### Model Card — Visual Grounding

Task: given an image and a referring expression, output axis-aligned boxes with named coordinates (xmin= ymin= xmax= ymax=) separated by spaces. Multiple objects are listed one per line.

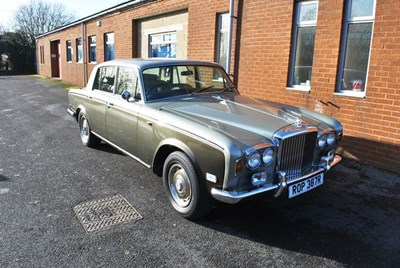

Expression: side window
xmin=104 ymin=33 xmax=114 ymax=61
xmin=92 ymin=67 xmax=116 ymax=93
xmin=116 ymin=67 xmax=141 ymax=99
xmin=216 ymin=13 xmax=229 ymax=71
xmin=337 ymin=0 xmax=375 ymax=95
xmin=288 ymin=1 xmax=318 ymax=89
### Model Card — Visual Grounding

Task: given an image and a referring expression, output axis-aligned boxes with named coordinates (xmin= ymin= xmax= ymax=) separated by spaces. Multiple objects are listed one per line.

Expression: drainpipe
xmin=81 ymin=22 xmax=87 ymax=85
xmin=227 ymin=0 xmax=234 ymax=76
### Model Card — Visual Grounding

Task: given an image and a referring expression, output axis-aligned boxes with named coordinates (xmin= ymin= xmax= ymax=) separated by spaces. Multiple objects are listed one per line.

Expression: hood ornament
xmin=293 ymin=117 xmax=303 ymax=127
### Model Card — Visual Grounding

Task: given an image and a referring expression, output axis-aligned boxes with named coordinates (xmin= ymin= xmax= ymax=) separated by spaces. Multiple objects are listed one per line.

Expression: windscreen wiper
xmin=189 ymin=85 xmax=214 ymax=96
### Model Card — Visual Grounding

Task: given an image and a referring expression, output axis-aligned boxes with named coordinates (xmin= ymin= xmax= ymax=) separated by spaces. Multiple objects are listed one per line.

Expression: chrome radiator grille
xmin=276 ymin=131 xmax=317 ymax=182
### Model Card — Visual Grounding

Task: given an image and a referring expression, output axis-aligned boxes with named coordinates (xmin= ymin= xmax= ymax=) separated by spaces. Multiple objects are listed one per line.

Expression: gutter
xmin=35 ymin=0 xmax=151 ymax=39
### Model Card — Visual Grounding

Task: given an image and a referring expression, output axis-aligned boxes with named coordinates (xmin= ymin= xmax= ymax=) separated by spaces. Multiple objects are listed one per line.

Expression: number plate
xmin=288 ymin=173 xmax=324 ymax=198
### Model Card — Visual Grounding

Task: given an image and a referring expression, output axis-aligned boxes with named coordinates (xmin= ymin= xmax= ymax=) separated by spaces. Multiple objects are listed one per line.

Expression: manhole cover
xmin=73 ymin=194 xmax=142 ymax=233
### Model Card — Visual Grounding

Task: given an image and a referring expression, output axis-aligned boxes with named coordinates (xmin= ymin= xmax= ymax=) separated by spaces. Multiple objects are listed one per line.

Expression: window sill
xmin=286 ymin=86 xmax=311 ymax=92
xmin=89 ymin=62 xmax=97 ymax=64
xmin=334 ymin=90 xmax=366 ymax=98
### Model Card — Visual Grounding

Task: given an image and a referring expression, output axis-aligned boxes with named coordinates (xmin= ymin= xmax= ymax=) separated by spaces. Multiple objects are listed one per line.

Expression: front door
xmin=50 ymin=40 xmax=60 ymax=77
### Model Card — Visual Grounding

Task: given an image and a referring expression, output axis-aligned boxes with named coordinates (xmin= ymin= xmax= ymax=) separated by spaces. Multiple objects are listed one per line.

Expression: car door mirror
xmin=121 ymin=91 xmax=131 ymax=101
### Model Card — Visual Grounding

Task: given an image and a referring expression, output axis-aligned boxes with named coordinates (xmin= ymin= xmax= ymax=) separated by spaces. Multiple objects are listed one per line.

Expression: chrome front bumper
xmin=211 ymin=154 xmax=342 ymax=204
xmin=67 ymin=107 xmax=76 ymax=118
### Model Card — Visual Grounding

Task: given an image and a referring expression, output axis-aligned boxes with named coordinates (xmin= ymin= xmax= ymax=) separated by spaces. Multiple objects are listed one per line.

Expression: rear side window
xmin=92 ymin=66 xmax=116 ymax=93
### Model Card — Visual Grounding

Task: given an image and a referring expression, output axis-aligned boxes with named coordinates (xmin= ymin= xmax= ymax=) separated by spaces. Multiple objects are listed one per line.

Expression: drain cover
xmin=73 ymin=194 xmax=142 ymax=233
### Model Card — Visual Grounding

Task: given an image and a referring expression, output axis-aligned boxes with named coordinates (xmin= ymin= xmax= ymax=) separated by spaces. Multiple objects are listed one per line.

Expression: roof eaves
xmin=35 ymin=0 xmax=152 ymax=39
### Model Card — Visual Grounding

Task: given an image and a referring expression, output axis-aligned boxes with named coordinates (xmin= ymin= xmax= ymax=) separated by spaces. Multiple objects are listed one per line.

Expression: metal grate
xmin=73 ymin=194 xmax=142 ymax=233
xmin=277 ymin=131 xmax=317 ymax=182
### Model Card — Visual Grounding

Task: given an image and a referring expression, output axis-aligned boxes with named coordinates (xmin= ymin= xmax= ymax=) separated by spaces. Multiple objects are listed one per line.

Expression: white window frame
xmin=216 ymin=13 xmax=229 ymax=72
xmin=288 ymin=0 xmax=318 ymax=92
xmin=76 ymin=38 xmax=83 ymax=63
xmin=88 ymin=36 xmax=96 ymax=63
xmin=148 ymin=32 xmax=177 ymax=59
xmin=104 ymin=32 xmax=115 ymax=61
xmin=335 ymin=0 xmax=376 ymax=98
xmin=66 ymin=40 xmax=72 ymax=63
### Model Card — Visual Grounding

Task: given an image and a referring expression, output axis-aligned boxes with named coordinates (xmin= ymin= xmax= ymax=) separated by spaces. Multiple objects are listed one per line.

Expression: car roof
xmin=97 ymin=58 xmax=221 ymax=70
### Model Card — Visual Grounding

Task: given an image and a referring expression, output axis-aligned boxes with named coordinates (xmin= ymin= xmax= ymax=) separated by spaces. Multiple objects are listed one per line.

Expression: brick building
xmin=36 ymin=0 xmax=400 ymax=173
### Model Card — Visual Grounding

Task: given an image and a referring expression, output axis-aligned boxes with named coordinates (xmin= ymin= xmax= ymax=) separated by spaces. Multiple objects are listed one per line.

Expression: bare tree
xmin=13 ymin=0 xmax=76 ymax=45
xmin=5 ymin=0 xmax=76 ymax=73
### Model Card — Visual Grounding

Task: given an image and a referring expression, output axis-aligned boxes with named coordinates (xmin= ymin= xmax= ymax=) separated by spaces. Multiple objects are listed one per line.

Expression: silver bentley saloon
xmin=67 ymin=59 xmax=343 ymax=219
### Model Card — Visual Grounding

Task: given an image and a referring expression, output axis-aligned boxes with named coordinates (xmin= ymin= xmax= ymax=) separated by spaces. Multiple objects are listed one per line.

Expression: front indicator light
xmin=235 ymin=159 xmax=244 ymax=175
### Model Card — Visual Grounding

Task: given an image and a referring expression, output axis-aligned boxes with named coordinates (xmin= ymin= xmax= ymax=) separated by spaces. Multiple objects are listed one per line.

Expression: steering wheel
xmin=146 ymin=83 xmax=171 ymax=95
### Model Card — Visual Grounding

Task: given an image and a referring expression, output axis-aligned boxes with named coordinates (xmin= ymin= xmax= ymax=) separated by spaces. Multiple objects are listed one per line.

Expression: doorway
xmin=50 ymin=40 xmax=61 ymax=78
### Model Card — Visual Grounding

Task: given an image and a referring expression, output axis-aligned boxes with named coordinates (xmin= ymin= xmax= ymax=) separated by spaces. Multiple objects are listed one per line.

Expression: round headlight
xmin=317 ymin=134 xmax=327 ymax=148
xmin=262 ymin=147 xmax=274 ymax=165
xmin=327 ymin=133 xmax=336 ymax=146
xmin=247 ymin=151 xmax=261 ymax=170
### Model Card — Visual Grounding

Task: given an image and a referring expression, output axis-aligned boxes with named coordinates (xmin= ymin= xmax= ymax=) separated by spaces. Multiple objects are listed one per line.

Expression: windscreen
xmin=142 ymin=65 xmax=236 ymax=101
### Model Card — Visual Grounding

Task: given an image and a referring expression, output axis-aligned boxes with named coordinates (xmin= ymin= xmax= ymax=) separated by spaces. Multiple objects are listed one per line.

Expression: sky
xmin=0 ymin=0 xmax=129 ymax=29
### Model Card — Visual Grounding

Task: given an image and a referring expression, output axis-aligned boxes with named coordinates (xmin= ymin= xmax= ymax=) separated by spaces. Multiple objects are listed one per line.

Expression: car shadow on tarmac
xmin=197 ymin=160 xmax=400 ymax=267
xmin=94 ymin=142 xmax=124 ymax=156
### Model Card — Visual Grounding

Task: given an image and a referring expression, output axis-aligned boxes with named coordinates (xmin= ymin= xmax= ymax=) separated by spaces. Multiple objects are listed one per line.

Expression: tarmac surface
xmin=0 ymin=75 xmax=399 ymax=267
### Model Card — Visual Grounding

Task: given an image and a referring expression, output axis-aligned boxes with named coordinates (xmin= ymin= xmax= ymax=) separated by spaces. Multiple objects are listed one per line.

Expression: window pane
xmin=298 ymin=2 xmax=318 ymax=22
xmin=218 ymin=32 xmax=229 ymax=71
xmin=105 ymin=33 xmax=114 ymax=61
xmin=89 ymin=36 xmax=96 ymax=62
xmin=151 ymin=43 xmax=176 ymax=58
xmin=116 ymin=67 xmax=137 ymax=95
xmin=220 ymin=13 xmax=230 ymax=30
xmin=90 ymin=47 xmax=96 ymax=62
xmin=341 ymin=23 xmax=372 ymax=91
xmin=99 ymin=67 xmax=115 ymax=93
xmin=293 ymin=26 xmax=316 ymax=85
xmin=149 ymin=32 xmax=177 ymax=58
xmin=350 ymin=0 xmax=374 ymax=18
xmin=77 ymin=39 xmax=83 ymax=62
xmin=217 ymin=13 xmax=230 ymax=71
xmin=66 ymin=41 xmax=72 ymax=62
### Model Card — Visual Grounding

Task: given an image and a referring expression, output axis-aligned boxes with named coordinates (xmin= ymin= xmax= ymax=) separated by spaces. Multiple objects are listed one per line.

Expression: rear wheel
xmin=78 ymin=112 xmax=100 ymax=147
xmin=163 ymin=151 xmax=213 ymax=219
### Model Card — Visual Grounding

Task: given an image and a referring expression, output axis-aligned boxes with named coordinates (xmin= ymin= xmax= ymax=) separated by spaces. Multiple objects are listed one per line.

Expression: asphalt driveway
xmin=0 ymin=75 xmax=399 ymax=267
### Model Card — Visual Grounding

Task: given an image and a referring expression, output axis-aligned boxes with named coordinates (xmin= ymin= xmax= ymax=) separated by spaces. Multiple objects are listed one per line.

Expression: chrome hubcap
xmin=168 ymin=163 xmax=191 ymax=208
xmin=80 ymin=117 xmax=89 ymax=142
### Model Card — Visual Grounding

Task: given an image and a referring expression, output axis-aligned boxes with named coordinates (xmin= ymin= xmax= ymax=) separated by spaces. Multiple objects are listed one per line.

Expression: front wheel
xmin=163 ymin=151 xmax=213 ymax=219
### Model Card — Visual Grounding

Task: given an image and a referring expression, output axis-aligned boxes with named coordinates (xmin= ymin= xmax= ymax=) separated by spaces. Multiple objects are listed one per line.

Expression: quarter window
xmin=76 ymin=38 xmax=83 ymax=63
xmin=216 ymin=13 xmax=229 ymax=71
xmin=93 ymin=67 xmax=116 ymax=93
xmin=337 ymin=0 xmax=375 ymax=95
xmin=104 ymin=33 xmax=114 ymax=61
xmin=66 ymin=40 xmax=72 ymax=62
xmin=88 ymin=36 xmax=96 ymax=63
xmin=149 ymin=32 xmax=177 ymax=58
xmin=288 ymin=1 xmax=318 ymax=89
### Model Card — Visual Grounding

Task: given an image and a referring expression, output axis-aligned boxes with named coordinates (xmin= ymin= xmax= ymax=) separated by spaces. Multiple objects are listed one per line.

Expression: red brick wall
xmin=36 ymin=0 xmax=400 ymax=173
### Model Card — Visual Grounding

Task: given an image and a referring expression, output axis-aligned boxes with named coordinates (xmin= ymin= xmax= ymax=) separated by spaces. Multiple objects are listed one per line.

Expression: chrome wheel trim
xmin=79 ymin=116 xmax=89 ymax=143
xmin=168 ymin=163 xmax=192 ymax=208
